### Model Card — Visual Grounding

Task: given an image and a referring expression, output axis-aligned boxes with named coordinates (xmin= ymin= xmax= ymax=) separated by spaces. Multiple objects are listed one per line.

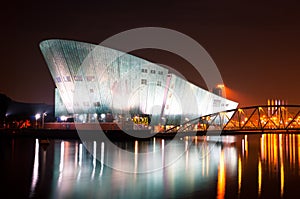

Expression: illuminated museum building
xmin=40 ymin=39 xmax=238 ymax=126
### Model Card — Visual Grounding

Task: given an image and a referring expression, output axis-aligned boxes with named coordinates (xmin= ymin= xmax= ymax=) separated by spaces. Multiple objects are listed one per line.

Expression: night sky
xmin=1 ymin=0 xmax=300 ymax=107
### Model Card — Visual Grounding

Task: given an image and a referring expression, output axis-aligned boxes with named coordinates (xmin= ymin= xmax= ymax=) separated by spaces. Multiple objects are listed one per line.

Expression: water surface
xmin=2 ymin=133 xmax=300 ymax=199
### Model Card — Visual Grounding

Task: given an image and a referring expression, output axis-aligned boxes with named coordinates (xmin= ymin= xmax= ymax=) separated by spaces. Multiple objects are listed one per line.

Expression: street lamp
xmin=42 ymin=112 xmax=47 ymax=129
xmin=100 ymin=113 xmax=105 ymax=122
xmin=35 ymin=113 xmax=41 ymax=128
xmin=60 ymin=115 xmax=67 ymax=122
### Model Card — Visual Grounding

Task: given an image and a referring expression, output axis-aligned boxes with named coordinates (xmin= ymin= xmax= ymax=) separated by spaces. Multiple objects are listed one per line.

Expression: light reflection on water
xmin=2 ymin=133 xmax=300 ymax=199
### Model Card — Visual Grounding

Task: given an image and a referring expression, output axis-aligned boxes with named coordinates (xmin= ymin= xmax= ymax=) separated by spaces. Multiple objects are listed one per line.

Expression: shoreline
xmin=0 ymin=128 xmax=203 ymax=140
xmin=1 ymin=128 xmax=299 ymax=140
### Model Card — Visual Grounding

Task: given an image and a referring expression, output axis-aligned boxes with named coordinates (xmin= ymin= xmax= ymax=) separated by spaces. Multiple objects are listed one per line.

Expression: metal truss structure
xmin=165 ymin=105 xmax=300 ymax=133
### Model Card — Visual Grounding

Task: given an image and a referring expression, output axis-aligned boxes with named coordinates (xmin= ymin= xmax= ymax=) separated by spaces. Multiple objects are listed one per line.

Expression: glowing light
xmin=279 ymin=134 xmax=284 ymax=197
xmin=258 ymin=157 xmax=262 ymax=197
xmin=91 ymin=141 xmax=97 ymax=179
xmin=153 ymin=137 xmax=156 ymax=153
xmin=29 ymin=139 xmax=39 ymax=198
xmin=162 ymin=139 xmax=165 ymax=167
xmin=261 ymin=136 xmax=265 ymax=160
xmin=59 ymin=141 xmax=65 ymax=172
xmin=298 ymin=135 xmax=300 ymax=173
xmin=58 ymin=141 xmax=65 ymax=187
xmin=245 ymin=135 xmax=248 ymax=158
xmin=217 ymin=150 xmax=226 ymax=199
xmin=242 ymin=139 xmax=244 ymax=157
xmin=185 ymin=140 xmax=189 ymax=169
xmin=77 ymin=143 xmax=82 ymax=181
xmin=100 ymin=142 xmax=104 ymax=176
xmin=60 ymin=115 xmax=67 ymax=121
xmin=238 ymin=155 xmax=242 ymax=196
xmin=35 ymin=113 xmax=41 ymax=120
xmin=280 ymin=163 xmax=284 ymax=197
xmin=202 ymin=148 xmax=205 ymax=176
xmin=273 ymin=135 xmax=278 ymax=167
xmin=217 ymin=84 xmax=225 ymax=88
xmin=134 ymin=140 xmax=138 ymax=173
xmin=79 ymin=114 xmax=84 ymax=121
xmin=293 ymin=134 xmax=296 ymax=165
xmin=78 ymin=143 xmax=82 ymax=167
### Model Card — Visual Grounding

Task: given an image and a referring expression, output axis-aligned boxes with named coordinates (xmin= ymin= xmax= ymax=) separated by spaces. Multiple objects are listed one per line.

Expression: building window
xmin=94 ymin=102 xmax=100 ymax=107
xmin=63 ymin=76 xmax=71 ymax=82
xmin=158 ymin=71 xmax=163 ymax=75
xmin=74 ymin=75 xmax=83 ymax=81
xmin=141 ymin=79 xmax=147 ymax=85
xmin=141 ymin=69 xmax=148 ymax=73
xmin=150 ymin=70 xmax=156 ymax=74
xmin=86 ymin=76 xmax=95 ymax=82
xmin=157 ymin=81 xmax=161 ymax=86
xmin=213 ymin=99 xmax=221 ymax=107
xmin=56 ymin=77 xmax=62 ymax=83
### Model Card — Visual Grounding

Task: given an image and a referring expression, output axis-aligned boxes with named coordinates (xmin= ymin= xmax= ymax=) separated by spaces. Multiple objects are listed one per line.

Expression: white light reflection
xmin=153 ymin=137 xmax=156 ymax=153
xmin=206 ymin=145 xmax=210 ymax=176
xmin=29 ymin=139 xmax=39 ymax=198
xmin=185 ymin=140 xmax=189 ymax=169
xmin=202 ymin=144 xmax=205 ymax=176
xmin=162 ymin=139 xmax=165 ymax=167
xmin=134 ymin=140 xmax=138 ymax=173
xmin=77 ymin=143 xmax=83 ymax=181
xmin=100 ymin=142 xmax=104 ymax=176
xmin=79 ymin=143 xmax=83 ymax=167
xmin=91 ymin=141 xmax=97 ymax=179
xmin=58 ymin=141 xmax=65 ymax=186
xmin=74 ymin=141 xmax=78 ymax=170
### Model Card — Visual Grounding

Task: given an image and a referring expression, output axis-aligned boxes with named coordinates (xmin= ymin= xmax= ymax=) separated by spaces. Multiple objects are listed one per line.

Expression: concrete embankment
xmin=0 ymin=128 xmax=209 ymax=140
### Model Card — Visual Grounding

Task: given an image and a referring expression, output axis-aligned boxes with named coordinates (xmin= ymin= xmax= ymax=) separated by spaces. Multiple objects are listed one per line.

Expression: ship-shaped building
xmin=40 ymin=39 xmax=238 ymax=129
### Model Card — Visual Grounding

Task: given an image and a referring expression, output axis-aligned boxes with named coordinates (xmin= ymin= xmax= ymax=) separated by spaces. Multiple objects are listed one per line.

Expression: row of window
xmin=56 ymin=70 xmax=164 ymax=83
xmin=57 ymin=76 xmax=163 ymax=87
xmin=141 ymin=79 xmax=162 ymax=86
xmin=56 ymin=75 xmax=96 ymax=83
xmin=141 ymin=69 xmax=164 ymax=75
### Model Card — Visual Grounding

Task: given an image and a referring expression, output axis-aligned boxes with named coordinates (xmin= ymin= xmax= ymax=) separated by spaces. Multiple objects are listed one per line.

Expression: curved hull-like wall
xmin=40 ymin=39 xmax=238 ymax=125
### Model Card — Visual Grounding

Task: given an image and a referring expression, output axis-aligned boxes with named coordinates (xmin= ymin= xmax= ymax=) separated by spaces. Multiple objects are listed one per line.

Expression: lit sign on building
xmin=132 ymin=115 xmax=151 ymax=125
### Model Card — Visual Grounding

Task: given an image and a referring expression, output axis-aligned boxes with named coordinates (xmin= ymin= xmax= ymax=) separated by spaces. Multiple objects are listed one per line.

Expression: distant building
xmin=267 ymin=99 xmax=288 ymax=117
xmin=212 ymin=84 xmax=225 ymax=98
xmin=40 ymin=39 xmax=238 ymax=126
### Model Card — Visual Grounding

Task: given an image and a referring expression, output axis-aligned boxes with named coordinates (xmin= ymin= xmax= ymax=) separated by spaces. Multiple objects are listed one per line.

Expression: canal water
xmin=2 ymin=133 xmax=300 ymax=199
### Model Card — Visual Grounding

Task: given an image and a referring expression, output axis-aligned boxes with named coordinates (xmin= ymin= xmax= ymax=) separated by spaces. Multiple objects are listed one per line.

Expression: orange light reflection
xmin=217 ymin=150 xmax=226 ymax=199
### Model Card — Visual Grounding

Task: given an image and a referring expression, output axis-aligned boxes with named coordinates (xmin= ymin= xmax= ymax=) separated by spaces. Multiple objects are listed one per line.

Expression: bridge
xmin=165 ymin=105 xmax=300 ymax=134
